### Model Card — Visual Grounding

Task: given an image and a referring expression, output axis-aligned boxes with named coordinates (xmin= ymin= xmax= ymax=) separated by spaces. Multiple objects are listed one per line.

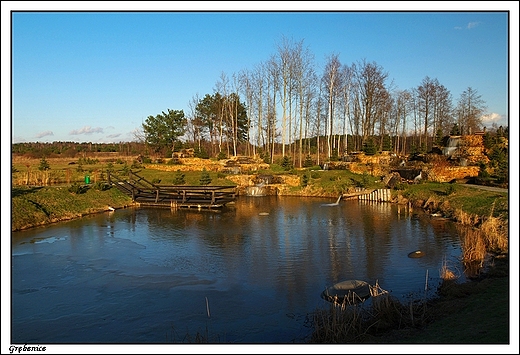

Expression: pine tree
xmin=199 ymin=169 xmax=212 ymax=186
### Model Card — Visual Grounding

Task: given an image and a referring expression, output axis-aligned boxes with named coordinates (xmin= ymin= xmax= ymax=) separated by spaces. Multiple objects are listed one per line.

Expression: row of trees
xmin=138 ymin=36 xmax=491 ymax=167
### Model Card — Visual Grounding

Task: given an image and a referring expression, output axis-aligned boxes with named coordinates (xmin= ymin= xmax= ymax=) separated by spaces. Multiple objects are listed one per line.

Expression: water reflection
xmin=11 ymin=196 xmax=462 ymax=343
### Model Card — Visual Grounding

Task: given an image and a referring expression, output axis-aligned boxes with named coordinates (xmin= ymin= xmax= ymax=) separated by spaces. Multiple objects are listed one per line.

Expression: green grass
xmin=130 ymin=169 xmax=237 ymax=186
xmin=402 ymin=182 xmax=508 ymax=219
xmin=11 ymin=185 xmax=132 ymax=231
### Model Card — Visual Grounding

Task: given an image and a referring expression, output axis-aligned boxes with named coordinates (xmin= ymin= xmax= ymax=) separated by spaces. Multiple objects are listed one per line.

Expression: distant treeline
xmin=11 ymin=124 xmax=508 ymax=164
xmin=11 ymin=141 xmax=148 ymax=159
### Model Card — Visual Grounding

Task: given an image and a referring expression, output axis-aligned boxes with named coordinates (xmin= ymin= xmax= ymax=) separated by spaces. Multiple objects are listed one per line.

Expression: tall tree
xmin=322 ymin=53 xmax=342 ymax=159
xmin=276 ymin=36 xmax=300 ymax=158
xmin=353 ymin=59 xmax=389 ymax=149
xmin=456 ymin=87 xmax=486 ymax=135
xmin=142 ymin=109 xmax=187 ymax=154
xmin=416 ymin=76 xmax=436 ymax=151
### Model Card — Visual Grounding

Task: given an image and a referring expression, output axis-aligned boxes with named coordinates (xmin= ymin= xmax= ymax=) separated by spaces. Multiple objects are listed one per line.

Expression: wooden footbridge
xmin=107 ymin=171 xmax=237 ymax=209
xmin=342 ymin=188 xmax=392 ymax=202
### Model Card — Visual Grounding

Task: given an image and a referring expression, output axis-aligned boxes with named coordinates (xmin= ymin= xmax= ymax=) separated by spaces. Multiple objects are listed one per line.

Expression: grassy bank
xmin=11 ymin=184 xmax=133 ymax=231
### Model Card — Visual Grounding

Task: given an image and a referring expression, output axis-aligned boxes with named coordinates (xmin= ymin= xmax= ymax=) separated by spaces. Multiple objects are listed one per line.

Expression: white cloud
xmin=482 ymin=112 xmax=502 ymax=123
xmin=467 ymin=21 xmax=481 ymax=29
xmin=454 ymin=22 xmax=481 ymax=30
xmin=35 ymin=130 xmax=54 ymax=138
xmin=481 ymin=112 xmax=508 ymax=128
xmin=69 ymin=126 xmax=104 ymax=135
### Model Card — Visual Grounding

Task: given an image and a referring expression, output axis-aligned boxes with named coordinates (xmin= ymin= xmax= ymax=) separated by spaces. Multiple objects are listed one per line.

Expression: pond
xmin=11 ymin=196 xmax=463 ymax=344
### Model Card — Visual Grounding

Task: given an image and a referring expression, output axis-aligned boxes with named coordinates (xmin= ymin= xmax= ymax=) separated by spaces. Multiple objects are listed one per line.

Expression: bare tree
xmin=266 ymin=55 xmax=280 ymax=162
xmin=186 ymin=93 xmax=204 ymax=151
xmin=291 ymin=40 xmax=315 ymax=167
xmin=391 ymin=89 xmax=412 ymax=155
xmin=252 ymin=62 xmax=267 ymax=156
xmin=456 ymin=87 xmax=486 ymax=135
xmin=322 ymin=53 xmax=342 ymax=159
xmin=353 ymin=59 xmax=389 ymax=150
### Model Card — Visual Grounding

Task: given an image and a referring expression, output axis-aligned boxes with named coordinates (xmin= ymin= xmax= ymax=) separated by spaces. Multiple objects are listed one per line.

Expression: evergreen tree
xmin=199 ymin=169 xmax=212 ymax=186
xmin=38 ymin=158 xmax=50 ymax=171
xmin=362 ymin=137 xmax=377 ymax=155
xmin=173 ymin=170 xmax=186 ymax=185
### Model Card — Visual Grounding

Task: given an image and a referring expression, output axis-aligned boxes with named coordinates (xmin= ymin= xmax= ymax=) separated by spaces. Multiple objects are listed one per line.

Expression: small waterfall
xmin=246 ymin=184 xmax=266 ymax=196
xmin=443 ymin=136 xmax=461 ymax=157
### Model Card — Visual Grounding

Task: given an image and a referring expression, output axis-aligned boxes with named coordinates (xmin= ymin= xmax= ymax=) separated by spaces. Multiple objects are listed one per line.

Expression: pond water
xmin=11 ymin=196 xmax=463 ymax=344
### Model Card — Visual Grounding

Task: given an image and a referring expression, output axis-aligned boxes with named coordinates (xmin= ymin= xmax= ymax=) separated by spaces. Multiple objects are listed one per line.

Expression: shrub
xmin=173 ymin=170 xmax=186 ymax=185
xmin=302 ymin=174 xmax=309 ymax=187
xmin=199 ymin=169 xmax=212 ymax=185
xmin=303 ymin=155 xmax=314 ymax=168
xmin=92 ymin=182 xmax=111 ymax=191
xmin=194 ymin=147 xmax=209 ymax=159
xmin=280 ymin=156 xmax=293 ymax=171
xmin=358 ymin=172 xmax=371 ymax=188
xmin=38 ymin=158 xmax=51 ymax=171
xmin=217 ymin=151 xmax=227 ymax=160
xmin=445 ymin=184 xmax=456 ymax=196
xmin=68 ymin=183 xmax=88 ymax=194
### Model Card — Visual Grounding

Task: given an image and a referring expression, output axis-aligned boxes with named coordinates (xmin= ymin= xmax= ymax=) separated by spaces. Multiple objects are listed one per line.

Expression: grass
xmin=129 ymin=168 xmax=237 ymax=187
xmin=371 ymin=257 xmax=510 ymax=344
xmin=11 ymin=184 xmax=132 ymax=231
xmin=401 ymin=182 xmax=508 ymax=219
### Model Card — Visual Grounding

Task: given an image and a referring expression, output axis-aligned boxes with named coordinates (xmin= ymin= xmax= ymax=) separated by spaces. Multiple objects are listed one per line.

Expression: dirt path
xmin=463 ymin=184 xmax=509 ymax=193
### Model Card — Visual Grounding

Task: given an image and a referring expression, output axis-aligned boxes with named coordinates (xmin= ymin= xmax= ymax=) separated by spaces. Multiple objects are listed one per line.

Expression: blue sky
xmin=4 ymin=3 xmax=517 ymax=144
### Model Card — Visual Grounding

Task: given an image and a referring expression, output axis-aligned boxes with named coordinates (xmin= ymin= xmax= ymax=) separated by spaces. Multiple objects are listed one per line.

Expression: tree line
xmin=135 ymin=36 xmax=495 ymax=167
xmin=14 ymin=36 xmax=503 ymax=168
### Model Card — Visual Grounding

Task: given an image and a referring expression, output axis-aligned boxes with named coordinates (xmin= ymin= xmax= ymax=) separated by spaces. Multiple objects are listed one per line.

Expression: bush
xmin=445 ymin=184 xmax=456 ymax=196
xmin=303 ymin=155 xmax=314 ymax=168
xmin=280 ymin=156 xmax=293 ymax=171
xmin=302 ymin=174 xmax=309 ymax=187
xmin=38 ymin=158 xmax=51 ymax=171
xmin=194 ymin=148 xmax=209 ymax=159
xmin=68 ymin=183 xmax=88 ymax=194
xmin=358 ymin=172 xmax=371 ymax=188
xmin=217 ymin=151 xmax=227 ymax=160
xmin=199 ymin=169 xmax=212 ymax=185
xmin=173 ymin=170 xmax=185 ymax=185
xmin=393 ymin=182 xmax=406 ymax=191
xmin=92 ymin=182 xmax=111 ymax=191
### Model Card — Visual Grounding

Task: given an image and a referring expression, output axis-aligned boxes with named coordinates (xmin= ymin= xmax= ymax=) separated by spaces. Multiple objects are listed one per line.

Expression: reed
xmin=480 ymin=215 xmax=508 ymax=254
xmin=308 ymin=282 xmax=433 ymax=343
xmin=458 ymin=224 xmax=487 ymax=264
xmin=439 ymin=257 xmax=459 ymax=281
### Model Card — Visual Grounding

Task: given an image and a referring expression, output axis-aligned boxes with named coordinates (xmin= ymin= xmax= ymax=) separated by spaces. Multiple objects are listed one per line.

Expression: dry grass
xmin=458 ymin=224 xmax=487 ymax=267
xmin=453 ymin=208 xmax=479 ymax=226
xmin=440 ymin=257 xmax=459 ymax=281
xmin=480 ymin=216 xmax=508 ymax=253
xmin=308 ymin=282 xmax=434 ymax=343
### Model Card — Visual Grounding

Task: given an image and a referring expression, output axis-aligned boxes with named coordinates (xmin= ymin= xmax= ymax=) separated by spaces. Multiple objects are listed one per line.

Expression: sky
xmin=3 ymin=2 xmax=517 ymax=146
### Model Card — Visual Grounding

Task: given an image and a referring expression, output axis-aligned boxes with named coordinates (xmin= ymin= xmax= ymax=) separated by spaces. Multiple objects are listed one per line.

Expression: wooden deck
xmin=108 ymin=171 xmax=237 ymax=209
